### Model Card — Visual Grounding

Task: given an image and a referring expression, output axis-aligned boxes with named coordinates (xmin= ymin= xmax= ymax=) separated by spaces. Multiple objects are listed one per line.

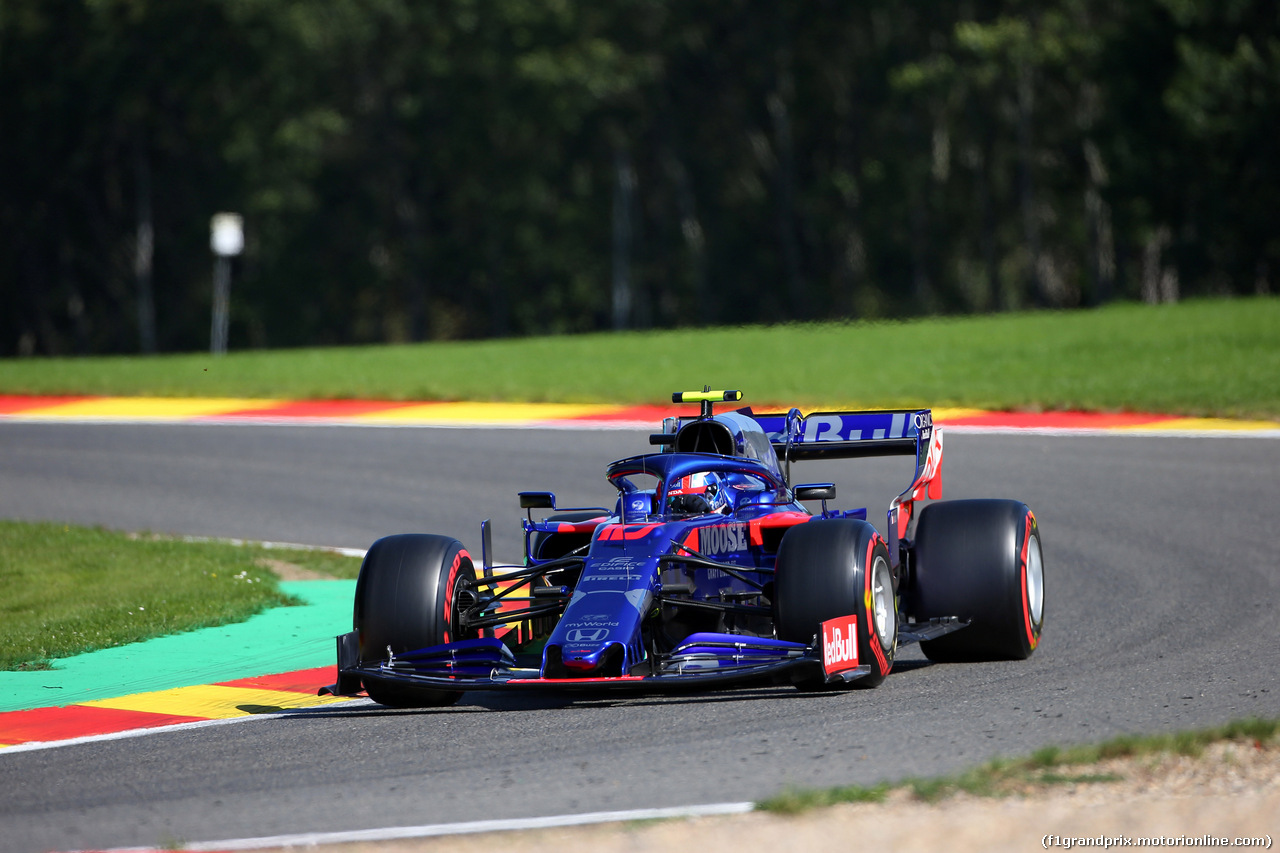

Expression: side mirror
xmin=518 ymin=491 xmax=556 ymax=510
xmin=794 ymin=483 xmax=836 ymax=502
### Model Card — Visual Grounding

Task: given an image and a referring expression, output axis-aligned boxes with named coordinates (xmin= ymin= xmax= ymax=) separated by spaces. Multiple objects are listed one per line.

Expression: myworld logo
xmin=564 ymin=617 xmax=620 ymax=630
xmin=821 ymin=616 xmax=859 ymax=675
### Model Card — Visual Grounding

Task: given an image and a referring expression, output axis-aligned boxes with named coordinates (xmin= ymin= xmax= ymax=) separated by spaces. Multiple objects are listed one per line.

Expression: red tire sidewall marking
xmin=442 ymin=548 xmax=467 ymax=643
xmin=1019 ymin=512 xmax=1038 ymax=651
xmin=865 ymin=534 xmax=890 ymax=675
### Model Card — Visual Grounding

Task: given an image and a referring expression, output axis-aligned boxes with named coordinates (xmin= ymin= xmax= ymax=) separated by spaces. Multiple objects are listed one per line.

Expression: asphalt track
xmin=1 ymin=422 xmax=1278 ymax=853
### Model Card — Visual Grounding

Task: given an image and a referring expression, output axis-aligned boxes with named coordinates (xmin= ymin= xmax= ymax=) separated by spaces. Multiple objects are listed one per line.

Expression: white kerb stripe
xmin=90 ymin=802 xmax=756 ymax=852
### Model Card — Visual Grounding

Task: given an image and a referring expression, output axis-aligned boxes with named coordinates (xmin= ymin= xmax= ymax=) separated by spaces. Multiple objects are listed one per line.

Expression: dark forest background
xmin=2 ymin=0 xmax=1276 ymax=356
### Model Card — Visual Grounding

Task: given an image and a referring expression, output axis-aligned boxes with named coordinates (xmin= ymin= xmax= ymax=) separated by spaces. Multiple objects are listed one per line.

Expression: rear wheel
xmin=774 ymin=519 xmax=897 ymax=689
xmin=910 ymin=499 xmax=1044 ymax=662
xmin=354 ymin=534 xmax=476 ymax=707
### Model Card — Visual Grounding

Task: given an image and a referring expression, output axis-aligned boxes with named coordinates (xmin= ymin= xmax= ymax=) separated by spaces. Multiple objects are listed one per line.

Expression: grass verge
xmin=253 ymin=544 xmax=364 ymax=580
xmin=757 ymin=717 xmax=1280 ymax=814
xmin=0 ymin=521 xmax=314 ymax=670
xmin=1 ymin=298 xmax=1277 ymax=418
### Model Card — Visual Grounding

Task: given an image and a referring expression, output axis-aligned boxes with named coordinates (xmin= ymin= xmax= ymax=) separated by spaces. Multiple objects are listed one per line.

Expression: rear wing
xmin=750 ymin=407 xmax=944 ymax=558
xmin=750 ymin=409 xmax=934 ymax=461
xmin=657 ymin=394 xmax=941 ymax=564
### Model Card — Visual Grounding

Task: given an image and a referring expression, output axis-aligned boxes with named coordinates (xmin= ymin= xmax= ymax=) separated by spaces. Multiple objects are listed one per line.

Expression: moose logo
xmin=700 ymin=522 xmax=747 ymax=555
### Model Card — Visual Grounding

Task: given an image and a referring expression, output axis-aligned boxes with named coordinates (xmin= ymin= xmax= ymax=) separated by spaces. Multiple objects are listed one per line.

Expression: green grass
xmin=760 ymin=783 xmax=892 ymax=815
xmin=755 ymin=717 xmax=1279 ymax=813
xmin=255 ymin=545 xmax=364 ymax=579
xmin=1 ymin=297 xmax=1277 ymax=418
xmin=0 ymin=521 xmax=302 ymax=670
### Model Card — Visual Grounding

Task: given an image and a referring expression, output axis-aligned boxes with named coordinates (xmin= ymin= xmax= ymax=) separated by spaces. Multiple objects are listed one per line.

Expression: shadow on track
xmin=280 ymin=660 xmax=939 ymax=719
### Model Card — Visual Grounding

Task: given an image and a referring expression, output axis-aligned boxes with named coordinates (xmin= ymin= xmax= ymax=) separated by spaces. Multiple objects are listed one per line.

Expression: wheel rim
xmin=1026 ymin=534 xmax=1044 ymax=628
xmin=870 ymin=554 xmax=896 ymax=649
xmin=451 ymin=566 xmax=479 ymax=641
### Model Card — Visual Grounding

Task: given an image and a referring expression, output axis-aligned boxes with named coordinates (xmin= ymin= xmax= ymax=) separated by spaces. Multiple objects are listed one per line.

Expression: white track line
xmin=87 ymin=802 xmax=757 ymax=852
xmin=175 ymin=535 xmax=368 ymax=558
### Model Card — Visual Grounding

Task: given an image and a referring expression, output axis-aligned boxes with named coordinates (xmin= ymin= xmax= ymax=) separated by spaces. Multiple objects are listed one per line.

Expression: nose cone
xmin=554 ymin=640 xmax=627 ymax=677
xmin=542 ymin=553 xmax=658 ymax=678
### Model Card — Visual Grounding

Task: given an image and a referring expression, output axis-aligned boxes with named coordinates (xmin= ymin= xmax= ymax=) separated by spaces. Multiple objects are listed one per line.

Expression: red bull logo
xmin=821 ymin=615 xmax=859 ymax=676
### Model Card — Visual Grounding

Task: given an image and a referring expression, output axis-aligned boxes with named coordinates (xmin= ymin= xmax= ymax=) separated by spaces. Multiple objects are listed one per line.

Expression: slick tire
xmin=774 ymin=519 xmax=897 ymax=689
xmin=911 ymin=499 xmax=1044 ymax=662
xmin=353 ymin=533 xmax=476 ymax=708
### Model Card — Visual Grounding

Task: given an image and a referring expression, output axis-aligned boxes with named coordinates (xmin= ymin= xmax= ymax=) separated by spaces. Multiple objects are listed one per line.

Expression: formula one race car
xmin=321 ymin=390 xmax=1044 ymax=707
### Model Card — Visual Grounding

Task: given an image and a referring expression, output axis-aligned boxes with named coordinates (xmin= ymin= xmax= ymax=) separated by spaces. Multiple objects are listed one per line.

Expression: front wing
xmin=319 ymin=618 xmax=966 ymax=697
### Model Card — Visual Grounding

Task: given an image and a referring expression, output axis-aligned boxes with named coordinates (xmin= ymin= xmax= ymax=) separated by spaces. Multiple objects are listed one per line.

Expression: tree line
xmin=2 ymin=0 xmax=1275 ymax=356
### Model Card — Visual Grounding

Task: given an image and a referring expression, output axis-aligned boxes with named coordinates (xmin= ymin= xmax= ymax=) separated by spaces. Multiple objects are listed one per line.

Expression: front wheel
xmin=353 ymin=533 xmax=476 ymax=708
xmin=774 ymin=519 xmax=897 ymax=689
xmin=909 ymin=499 xmax=1044 ymax=662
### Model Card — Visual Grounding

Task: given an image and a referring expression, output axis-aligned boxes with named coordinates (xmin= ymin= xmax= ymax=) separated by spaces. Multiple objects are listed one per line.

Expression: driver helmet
xmin=667 ymin=472 xmax=729 ymax=514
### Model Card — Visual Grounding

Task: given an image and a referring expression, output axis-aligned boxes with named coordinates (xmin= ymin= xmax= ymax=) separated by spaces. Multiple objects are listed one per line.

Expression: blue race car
xmin=321 ymin=389 xmax=1044 ymax=706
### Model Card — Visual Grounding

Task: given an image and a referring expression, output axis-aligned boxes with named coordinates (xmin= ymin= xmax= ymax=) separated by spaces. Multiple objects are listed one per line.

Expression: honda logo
xmin=567 ymin=628 xmax=609 ymax=642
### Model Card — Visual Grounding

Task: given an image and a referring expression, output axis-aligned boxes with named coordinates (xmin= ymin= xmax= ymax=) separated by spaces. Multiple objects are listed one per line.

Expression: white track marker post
xmin=210 ymin=213 xmax=243 ymax=356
